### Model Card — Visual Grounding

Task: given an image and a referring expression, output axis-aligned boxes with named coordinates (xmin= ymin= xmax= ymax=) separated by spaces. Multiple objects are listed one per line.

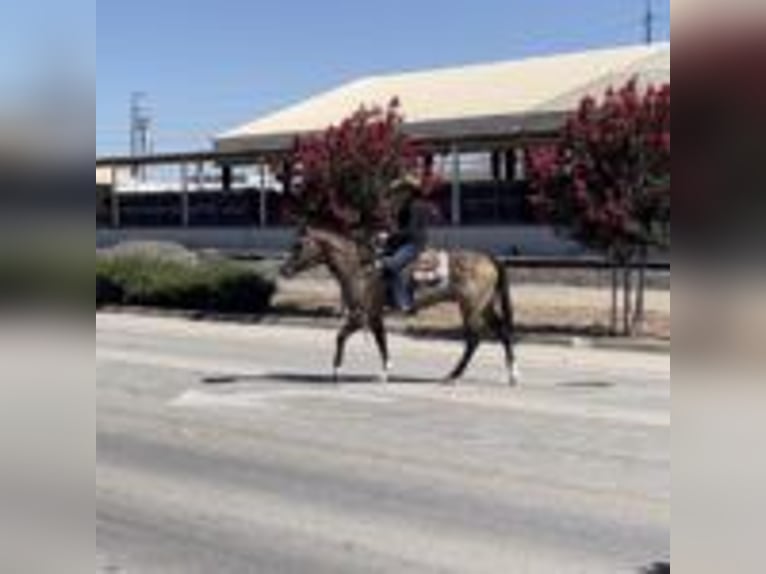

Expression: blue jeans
xmin=382 ymin=243 xmax=419 ymax=310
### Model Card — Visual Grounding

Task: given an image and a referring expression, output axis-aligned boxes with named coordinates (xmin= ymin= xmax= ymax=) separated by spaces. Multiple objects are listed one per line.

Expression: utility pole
xmin=644 ymin=0 xmax=655 ymax=45
xmin=129 ymin=92 xmax=152 ymax=180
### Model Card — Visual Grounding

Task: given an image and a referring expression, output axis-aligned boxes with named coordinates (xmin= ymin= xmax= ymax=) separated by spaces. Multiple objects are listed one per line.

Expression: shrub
xmin=106 ymin=241 xmax=200 ymax=266
xmin=96 ymin=254 xmax=275 ymax=314
xmin=96 ymin=273 xmax=123 ymax=307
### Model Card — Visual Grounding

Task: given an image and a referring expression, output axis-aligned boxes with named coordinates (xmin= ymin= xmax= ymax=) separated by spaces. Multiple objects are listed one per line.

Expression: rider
xmin=381 ymin=177 xmax=431 ymax=313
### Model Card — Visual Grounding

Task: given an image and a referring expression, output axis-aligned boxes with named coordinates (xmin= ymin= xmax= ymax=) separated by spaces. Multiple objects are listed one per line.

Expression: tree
xmin=281 ymin=98 xmax=428 ymax=239
xmin=527 ymin=79 xmax=670 ymax=335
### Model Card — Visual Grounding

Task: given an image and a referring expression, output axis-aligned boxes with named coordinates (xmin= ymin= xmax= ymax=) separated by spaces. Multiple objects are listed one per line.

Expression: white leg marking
xmin=380 ymin=360 xmax=392 ymax=384
xmin=508 ymin=362 xmax=522 ymax=387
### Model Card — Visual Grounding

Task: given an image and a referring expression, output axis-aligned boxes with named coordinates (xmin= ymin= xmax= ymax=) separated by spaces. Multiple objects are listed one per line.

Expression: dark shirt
xmin=393 ymin=198 xmax=430 ymax=250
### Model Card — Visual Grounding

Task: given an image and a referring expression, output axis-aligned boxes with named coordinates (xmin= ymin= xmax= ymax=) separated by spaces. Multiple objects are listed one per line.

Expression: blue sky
xmin=97 ymin=0 xmax=669 ymax=156
xmin=2 ymin=0 xmax=94 ymax=103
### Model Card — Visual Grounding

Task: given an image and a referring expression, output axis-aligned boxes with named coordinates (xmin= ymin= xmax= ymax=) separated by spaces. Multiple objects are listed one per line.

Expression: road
xmin=97 ymin=313 xmax=670 ymax=573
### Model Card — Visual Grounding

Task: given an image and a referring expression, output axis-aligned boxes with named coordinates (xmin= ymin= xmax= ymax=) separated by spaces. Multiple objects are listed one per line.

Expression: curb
xmin=275 ymin=315 xmax=670 ymax=355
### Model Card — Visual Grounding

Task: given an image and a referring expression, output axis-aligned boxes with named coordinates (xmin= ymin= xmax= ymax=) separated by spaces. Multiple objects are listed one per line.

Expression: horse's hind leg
xmin=333 ymin=318 xmax=360 ymax=383
xmin=445 ymin=295 xmax=489 ymax=384
xmin=370 ymin=318 xmax=391 ymax=384
xmin=485 ymin=308 xmax=519 ymax=386
xmin=446 ymin=328 xmax=480 ymax=383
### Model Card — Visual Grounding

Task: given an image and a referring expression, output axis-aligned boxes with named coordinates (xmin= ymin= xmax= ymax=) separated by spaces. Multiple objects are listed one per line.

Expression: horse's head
xmin=280 ymin=226 xmax=325 ymax=279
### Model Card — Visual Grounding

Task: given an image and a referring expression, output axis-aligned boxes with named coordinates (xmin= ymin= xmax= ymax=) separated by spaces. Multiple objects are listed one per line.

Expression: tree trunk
xmin=610 ymin=253 xmax=619 ymax=336
xmin=633 ymin=244 xmax=648 ymax=333
xmin=622 ymin=262 xmax=633 ymax=336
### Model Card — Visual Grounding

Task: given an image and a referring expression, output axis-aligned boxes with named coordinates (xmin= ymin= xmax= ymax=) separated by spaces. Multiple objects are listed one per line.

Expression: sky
xmin=2 ymin=0 xmax=94 ymax=106
xmin=97 ymin=0 xmax=670 ymax=156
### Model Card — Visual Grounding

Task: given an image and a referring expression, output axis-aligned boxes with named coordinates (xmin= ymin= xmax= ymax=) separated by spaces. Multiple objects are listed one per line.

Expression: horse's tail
xmin=494 ymin=258 xmax=514 ymax=335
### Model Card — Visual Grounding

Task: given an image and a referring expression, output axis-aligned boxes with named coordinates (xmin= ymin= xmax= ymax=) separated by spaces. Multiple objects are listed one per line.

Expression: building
xmin=97 ymin=42 xmax=670 ymax=256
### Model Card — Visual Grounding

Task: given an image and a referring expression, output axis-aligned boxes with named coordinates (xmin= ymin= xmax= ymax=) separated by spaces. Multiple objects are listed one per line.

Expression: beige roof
xmin=217 ymin=42 xmax=670 ymax=152
xmin=96 ymin=167 xmax=113 ymax=186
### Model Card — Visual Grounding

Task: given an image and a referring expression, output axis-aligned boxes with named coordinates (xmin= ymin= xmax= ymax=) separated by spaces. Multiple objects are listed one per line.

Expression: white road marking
xmin=169 ymin=383 xmax=669 ymax=427
xmin=170 ymin=389 xmax=272 ymax=409
xmin=170 ymin=387 xmax=396 ymax=409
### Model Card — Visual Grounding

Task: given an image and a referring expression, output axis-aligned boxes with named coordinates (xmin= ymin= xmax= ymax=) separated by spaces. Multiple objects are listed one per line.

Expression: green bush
xmin=96 ymin=254 xmax=275 ymax=314
xmin=96 ymin=272 xmax=123 ymax=307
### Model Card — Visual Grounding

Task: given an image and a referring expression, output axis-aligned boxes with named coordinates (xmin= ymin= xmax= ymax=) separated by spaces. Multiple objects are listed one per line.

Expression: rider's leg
xmin=382 ymin=242 xmax=418 ymax=272
xmin=392 ymin=273 xmax=412 ymax=311
xmin=383 ymin=244 xmax=419 ymax=311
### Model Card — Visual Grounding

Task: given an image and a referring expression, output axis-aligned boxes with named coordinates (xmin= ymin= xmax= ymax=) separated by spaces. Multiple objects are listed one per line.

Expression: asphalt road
xmin=97 ymin=313 xmax=670 ymax=574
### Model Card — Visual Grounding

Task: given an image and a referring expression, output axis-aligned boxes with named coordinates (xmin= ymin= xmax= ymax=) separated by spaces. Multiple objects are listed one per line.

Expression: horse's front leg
xmin=333 ymin=318 xmax=360 ymax=383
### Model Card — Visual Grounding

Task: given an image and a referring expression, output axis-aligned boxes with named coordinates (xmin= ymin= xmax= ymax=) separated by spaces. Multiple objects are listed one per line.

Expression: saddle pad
xmin=412 ymin=250 xmax=449 ymax=287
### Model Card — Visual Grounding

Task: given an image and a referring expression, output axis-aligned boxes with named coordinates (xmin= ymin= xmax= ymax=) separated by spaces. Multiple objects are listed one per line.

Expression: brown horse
xmin=280 ymin=226 xmax=520 ymax=386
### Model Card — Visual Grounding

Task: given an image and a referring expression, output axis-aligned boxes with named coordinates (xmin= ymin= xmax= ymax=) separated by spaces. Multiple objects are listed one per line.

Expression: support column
xmin=505 ymin=149 xmax=516 ymax=182
xmin=180 ymin=163 xmax=190 ymax=227
xmin=110 ymin=165 xmax=120 ymax=228
xmin=450 ymin=144 xmax=462 ymax=226
xmin=259 ymin=163 xmax=268 ymax=228
xmin=221 ymin=164 xmax=232 ymax=191
xmin=514 ymin=148 xmax=527 ymax=182
xmin=491 ymin=149 xmax=502 ymax=181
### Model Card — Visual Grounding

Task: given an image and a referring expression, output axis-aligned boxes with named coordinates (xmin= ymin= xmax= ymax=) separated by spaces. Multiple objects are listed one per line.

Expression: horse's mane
xmin=309 ymin=226 xmax=376 ymax=267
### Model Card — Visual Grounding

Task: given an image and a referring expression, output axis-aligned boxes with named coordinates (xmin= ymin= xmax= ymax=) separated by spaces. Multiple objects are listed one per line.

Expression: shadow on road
xmin=640 ymin=562 xmax=669 ymax=574
xmin=555 ymin=380 xmax=616 ymax=389
xmin=202 ymin=372 xmax=445 ymax=386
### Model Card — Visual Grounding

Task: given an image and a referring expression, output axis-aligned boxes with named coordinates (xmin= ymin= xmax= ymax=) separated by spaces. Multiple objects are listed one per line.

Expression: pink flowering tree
xmin=527 ymin=79 xmax=670 ymax=334
xmin=282 ymin=99 xmax=430 ymax=240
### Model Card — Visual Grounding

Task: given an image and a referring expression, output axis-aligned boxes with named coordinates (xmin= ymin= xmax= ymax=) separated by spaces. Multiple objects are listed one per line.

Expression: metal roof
xmin=96 ymin=149 xmax=278 ymax=168
xmin=96 ymin=167 xmax=113 ymax=186
xmin=217 ymin=43 xmax=670 ymax=153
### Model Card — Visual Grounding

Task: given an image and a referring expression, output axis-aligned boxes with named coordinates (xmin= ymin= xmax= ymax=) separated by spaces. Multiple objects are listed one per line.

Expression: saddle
xmin=411 ymin=249 xmax=450 ymax=288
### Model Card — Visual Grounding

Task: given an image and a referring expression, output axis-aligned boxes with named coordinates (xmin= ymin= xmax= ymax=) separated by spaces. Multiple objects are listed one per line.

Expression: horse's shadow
xmin=640 ymin=562 xmax=669 ymax=574
xmin=555 ymin=380 xmax=615 ymax=389
xmin=202 ymin=371 xmax=444 ymax=386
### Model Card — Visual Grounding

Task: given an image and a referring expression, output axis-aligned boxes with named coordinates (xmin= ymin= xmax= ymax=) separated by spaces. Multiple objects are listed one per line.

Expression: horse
xmin=279 ymin=225 xmax=520 ymax=386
